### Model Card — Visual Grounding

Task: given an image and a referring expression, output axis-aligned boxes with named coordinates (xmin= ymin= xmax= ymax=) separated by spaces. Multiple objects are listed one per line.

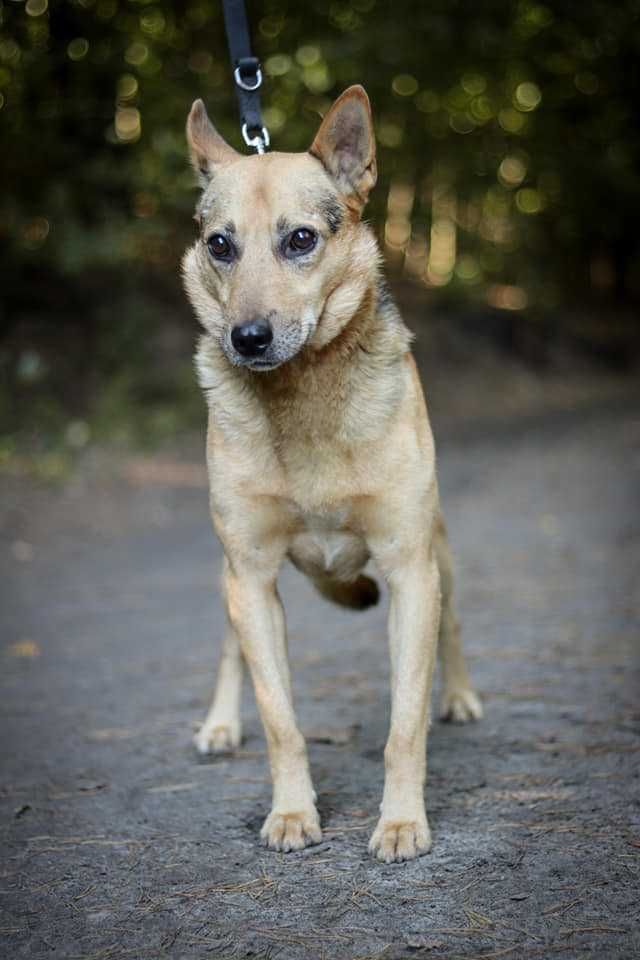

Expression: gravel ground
xmin=1 ymin=384 xmax=639 ymax=960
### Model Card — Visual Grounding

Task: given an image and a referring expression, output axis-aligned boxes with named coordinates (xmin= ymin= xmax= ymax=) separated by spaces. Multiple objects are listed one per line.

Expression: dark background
xmin=1 ymin=0 xmax=639 ymax=467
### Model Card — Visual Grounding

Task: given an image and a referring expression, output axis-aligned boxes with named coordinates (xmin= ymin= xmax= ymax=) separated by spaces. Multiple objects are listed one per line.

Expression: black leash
xmin=221 ymin=0 xmax=270 ymax=154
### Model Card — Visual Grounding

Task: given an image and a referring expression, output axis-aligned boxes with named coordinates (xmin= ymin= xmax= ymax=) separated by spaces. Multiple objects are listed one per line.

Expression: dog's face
xmin=182 ymin=86 xmax=379 ymax=371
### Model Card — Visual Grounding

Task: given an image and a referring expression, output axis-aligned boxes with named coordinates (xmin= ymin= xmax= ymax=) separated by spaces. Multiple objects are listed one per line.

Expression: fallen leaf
xmin=7 ymin=640 xmax=40 ymax=658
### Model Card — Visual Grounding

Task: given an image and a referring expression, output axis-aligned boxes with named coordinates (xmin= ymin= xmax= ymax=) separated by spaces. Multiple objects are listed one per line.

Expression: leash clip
xmin=242 ymin=123 xmax=270 ymax=155
xmin=222 ymin=2 xmax=270 ymax=154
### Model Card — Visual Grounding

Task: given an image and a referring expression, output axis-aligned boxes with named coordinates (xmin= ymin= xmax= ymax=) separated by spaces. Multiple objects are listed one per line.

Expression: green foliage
xmin=3 ymin=0 xmax=640 ymax=297
xmin=1 ymin=0 xmax=639 ymax=446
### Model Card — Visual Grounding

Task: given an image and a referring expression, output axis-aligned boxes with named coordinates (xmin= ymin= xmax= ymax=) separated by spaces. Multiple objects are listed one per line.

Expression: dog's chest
xmin=277 ymin=436 xmax=372 ymax=514
xmin=270 ymin=434 xmax=373 ymax=576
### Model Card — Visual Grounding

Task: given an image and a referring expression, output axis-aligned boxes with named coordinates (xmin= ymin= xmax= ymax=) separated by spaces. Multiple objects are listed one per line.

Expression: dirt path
xmin=1 ymin=399 xmax=639 ymax=959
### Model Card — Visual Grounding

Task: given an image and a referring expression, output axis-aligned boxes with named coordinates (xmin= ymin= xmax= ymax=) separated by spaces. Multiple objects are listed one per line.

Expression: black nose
xmin=231 ymin=319 xmax=273 ymax=358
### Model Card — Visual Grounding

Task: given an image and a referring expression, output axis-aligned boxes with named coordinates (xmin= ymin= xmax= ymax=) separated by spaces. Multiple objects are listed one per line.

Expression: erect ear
xmin=309 ymin=85 xmax=377 ymax=212
xmin=186 ymin=99 xmax=239 ymax=186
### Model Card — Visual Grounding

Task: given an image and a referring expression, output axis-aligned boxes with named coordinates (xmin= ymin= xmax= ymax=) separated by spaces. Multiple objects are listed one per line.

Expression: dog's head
xmin=182 ymin=85 xmax=379 ymax=371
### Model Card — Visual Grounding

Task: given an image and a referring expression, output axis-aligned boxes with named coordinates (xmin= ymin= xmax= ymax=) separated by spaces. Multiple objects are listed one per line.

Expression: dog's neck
xmin=197 ymin=275 xmax=412 ymax=446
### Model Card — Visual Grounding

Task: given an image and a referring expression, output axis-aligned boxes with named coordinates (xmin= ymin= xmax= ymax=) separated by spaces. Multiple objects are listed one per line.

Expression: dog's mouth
xmin=244 ymin=358 xmax=282 ymax=371
xmin=222 ymin=348 xmax=287 ymax=372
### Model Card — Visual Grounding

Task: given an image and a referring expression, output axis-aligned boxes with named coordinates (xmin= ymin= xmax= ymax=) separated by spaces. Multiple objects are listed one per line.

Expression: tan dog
xmin=183 ymin=85 xmax=482 ymax=863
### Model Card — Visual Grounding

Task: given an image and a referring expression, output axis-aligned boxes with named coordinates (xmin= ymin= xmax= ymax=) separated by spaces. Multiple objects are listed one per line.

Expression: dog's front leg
xmin=368 ymin=544 xmax=440 ymax=863
xmin=223 ymin=557 xmax=321 ymax=852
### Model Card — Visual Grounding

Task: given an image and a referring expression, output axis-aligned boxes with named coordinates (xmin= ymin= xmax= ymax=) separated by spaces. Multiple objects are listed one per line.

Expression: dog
xmin=182 ymin=85 xmax=482 ymax=863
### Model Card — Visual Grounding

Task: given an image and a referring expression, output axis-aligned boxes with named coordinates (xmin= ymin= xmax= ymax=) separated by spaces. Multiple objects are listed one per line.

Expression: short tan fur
xmin=183 ymin=86 xmax=482 ymax=863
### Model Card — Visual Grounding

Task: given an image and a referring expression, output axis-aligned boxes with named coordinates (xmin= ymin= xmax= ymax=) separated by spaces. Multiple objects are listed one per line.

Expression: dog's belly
xmin=288 ymin=516 xmax=369 ymax=581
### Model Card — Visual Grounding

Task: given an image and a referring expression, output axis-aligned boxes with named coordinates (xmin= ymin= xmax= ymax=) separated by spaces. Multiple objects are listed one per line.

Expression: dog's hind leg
xmin=194 ymin=570 xmax=244 ymax=755
xmin=434 ymin=515 xmax=483 ymax=723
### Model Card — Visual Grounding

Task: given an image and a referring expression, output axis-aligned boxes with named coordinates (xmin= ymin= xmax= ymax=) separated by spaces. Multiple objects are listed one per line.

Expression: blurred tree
xmin=1 ymin=0 xmax=639 ymax=442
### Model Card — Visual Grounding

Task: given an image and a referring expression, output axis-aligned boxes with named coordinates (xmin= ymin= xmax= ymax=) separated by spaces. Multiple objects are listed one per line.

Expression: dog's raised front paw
xmin=440 ymin=688 xmax=483 ymax=724
xmin=194 ymin=721 xmax=242 ymax=755
xmin=260 ymin=809 xmax=321 ymax=852
xmin=369 ymin=815 xmax=432 ymax=863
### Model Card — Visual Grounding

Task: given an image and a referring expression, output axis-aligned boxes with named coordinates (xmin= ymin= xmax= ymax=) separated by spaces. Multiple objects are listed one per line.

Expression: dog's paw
xmin=369 ymin=816 xmax=432 ymax=863
xmin=194 ymin=721 xmax=242 ymax=756
xmin=260 ymin=809 xmax=322 ymax=852
xmin=440 ymin=688 xmax=483 ymax=724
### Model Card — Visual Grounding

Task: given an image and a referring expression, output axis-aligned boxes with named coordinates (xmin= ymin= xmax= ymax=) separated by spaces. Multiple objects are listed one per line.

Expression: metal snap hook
xmin=241 ymin=123 xmax=270 ymax=154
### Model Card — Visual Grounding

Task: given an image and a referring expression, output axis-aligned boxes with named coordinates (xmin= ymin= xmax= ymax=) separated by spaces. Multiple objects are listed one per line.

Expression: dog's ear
xmin=187 ymin=99 xmax=239 ymax=186
xmin=309 ymin=85 xmax=377 ymax=212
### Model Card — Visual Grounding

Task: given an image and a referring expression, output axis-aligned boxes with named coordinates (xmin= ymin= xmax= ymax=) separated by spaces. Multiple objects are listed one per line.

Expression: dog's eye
xmin=286 ymin=228 xmax=317 ymax=257
xmin=207 ymin=234 xmax=233 ymax=260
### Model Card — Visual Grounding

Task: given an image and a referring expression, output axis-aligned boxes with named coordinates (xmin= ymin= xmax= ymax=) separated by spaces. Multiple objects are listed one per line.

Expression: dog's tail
xmin=312 ymin=574 xmax=380 ymax=611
